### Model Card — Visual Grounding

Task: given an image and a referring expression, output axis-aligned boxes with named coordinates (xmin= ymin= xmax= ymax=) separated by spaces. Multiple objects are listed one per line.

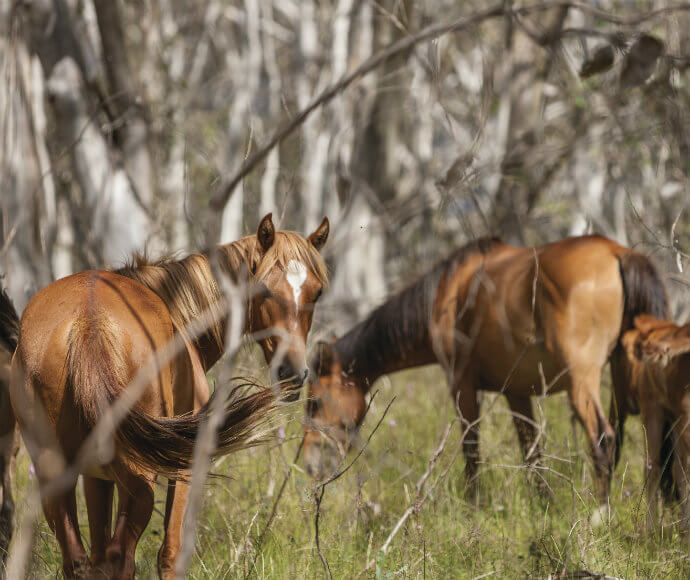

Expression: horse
xmin=617 ymin=314 xmax=690 ymax=533
xmin=0 ymin=287 xmax=19 ymax=572
xmin=7 ymin=213 xmax=329 ymax=579
xmin=304 ymin=234 xmax=666 ymax=519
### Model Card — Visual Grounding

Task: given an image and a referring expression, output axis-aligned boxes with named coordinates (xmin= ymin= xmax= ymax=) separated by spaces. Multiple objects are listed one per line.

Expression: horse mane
xmin=0 ymin=286 xmax=19 ymax=354
xmin=116 ymin=232 xmax=328 ymax=354
xmin=329 ymin=236 xmax=501 ymax=379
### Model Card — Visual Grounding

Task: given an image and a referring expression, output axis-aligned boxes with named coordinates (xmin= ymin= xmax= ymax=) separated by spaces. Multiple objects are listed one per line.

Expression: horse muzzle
xmin=274 ymin=364 xmax=308 ymax=402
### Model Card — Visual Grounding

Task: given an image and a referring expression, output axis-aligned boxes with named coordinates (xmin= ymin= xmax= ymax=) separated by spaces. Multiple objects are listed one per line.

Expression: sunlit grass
xmin=13 ymin=362 xmax=690 ymax=578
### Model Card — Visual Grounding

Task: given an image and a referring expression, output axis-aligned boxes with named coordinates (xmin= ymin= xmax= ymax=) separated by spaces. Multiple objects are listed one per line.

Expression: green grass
xmin=13 ymin=364 xmax=690 ymax=578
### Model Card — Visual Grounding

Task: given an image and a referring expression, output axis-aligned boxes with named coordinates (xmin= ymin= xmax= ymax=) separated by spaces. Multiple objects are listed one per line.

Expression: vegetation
xmin=16 ymin=361 xmax=690 ymax=578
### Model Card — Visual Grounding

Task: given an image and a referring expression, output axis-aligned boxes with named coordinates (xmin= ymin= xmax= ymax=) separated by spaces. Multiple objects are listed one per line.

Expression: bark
xmin=491 ymin=6 xmax=570 ymax=243
xmin=46 ymin=57 xmax=152 ymax=266
xmin=0 ymin=42 xmax=53 ymax=308
xmin=93 ymin=0 xmax=155 ymax=210
xmin=297 ymin=0 xmax=328 ymax=231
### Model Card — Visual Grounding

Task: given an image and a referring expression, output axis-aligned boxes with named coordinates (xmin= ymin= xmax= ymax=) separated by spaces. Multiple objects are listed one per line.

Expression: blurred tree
xmin=0 ymin=0 xmax=687 ymax=318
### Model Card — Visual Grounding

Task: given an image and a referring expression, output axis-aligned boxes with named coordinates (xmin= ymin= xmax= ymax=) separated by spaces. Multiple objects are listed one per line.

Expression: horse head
xmin=303 ymin=341 xmax=367 ymax=479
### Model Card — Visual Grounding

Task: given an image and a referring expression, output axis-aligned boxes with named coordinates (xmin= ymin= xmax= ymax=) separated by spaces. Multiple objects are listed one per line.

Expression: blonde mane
xmin=115 ymin=232 xmax=328 ymax=361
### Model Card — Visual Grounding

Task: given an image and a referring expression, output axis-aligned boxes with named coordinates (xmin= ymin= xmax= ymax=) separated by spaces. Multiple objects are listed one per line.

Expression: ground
xmin=15 ymin=362 xmax=690 ymax=578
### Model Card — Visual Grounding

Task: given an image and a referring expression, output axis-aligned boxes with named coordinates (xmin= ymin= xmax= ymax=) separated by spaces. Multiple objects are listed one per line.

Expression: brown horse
xmin=618 ymin=314 xmax=690 ymax=533
xmin=304 ymin=235 xmax=666 ymax=519
xmin=8 ymin=214 xmax=329 ymax=579
xmin=0 ymin=287 xmax=19 ymax=572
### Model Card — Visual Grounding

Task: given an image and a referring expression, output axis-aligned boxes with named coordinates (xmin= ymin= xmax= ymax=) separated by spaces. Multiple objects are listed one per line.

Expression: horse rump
xmin=65 ymin=316 xmax=279 ymax=479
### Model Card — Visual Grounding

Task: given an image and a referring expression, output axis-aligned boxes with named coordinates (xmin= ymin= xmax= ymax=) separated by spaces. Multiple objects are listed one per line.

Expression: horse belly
xmin=83 ymin=464 xmax=115 ymax=481
xmin=478 ymin=340 xmax=569 ymax=396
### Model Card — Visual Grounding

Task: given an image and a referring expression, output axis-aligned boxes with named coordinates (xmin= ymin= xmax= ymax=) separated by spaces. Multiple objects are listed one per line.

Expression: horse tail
xmin=617 ymin=252 xmax=667 ymax=327
xmin=614 ymin=251 xmax=676 ymax=499
xmin=0 ymin=287 xmax=19 ymax=354
xmin=65 ymin=316 xmax=278 ymax=479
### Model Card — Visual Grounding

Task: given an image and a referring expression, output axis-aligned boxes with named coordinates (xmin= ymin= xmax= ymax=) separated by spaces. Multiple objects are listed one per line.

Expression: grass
xmin=13 ymin=363 xmax=690 ymax=578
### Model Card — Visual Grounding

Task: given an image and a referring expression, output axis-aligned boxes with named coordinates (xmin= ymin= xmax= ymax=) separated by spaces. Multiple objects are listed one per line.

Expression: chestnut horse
xmin=0 ymin=287 xmax=19 ymax=572
xmin=617 ymin=314 xmax=690 ymax=533
xmin=8 ymin=214 xmax=329 ymax=579
xmin=304 ymin=235 xmax=665 ymax=518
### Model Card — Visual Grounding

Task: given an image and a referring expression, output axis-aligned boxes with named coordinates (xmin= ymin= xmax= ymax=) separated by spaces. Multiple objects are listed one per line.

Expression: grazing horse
xmin=304 ymin=235 xmax=666 ymax=517
xmin=617 ymin=315 xmax=690 ymax=533
xmin=0 ymin=287 xmax=19 ymax=572
xmin=8 ymin=214 xmax=329 ymax=579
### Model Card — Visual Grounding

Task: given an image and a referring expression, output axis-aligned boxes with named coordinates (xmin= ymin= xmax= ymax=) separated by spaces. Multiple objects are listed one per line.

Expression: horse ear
xmin=633 ymin=314 xmax=666 ymax=334
xmin=257 ymin=213 xmax=275 ymax=253
xmin=632 ymin=318 xmax=690 ymax=366
xmin=308 ymin=217 xmax=329 ymax=252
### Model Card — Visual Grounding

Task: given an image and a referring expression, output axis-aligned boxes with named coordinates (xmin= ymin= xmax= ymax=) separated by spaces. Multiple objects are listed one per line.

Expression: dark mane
xmin=329 ymin=237 xmax=501 ymax=380
xmin=0 ymin=286 xmax=19 ymax=354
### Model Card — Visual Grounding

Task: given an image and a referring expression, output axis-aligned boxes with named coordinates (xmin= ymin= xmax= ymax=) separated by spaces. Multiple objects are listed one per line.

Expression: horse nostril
xmin=277 ymin=364 xmax=294 ymax=382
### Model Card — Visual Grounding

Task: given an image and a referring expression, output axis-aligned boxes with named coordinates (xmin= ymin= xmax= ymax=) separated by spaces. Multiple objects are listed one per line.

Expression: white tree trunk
xmin=46 ymin=58 xmax=153 ymax=266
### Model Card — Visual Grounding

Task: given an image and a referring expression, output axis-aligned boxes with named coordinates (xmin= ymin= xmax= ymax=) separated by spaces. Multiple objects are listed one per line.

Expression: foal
xmin=304 ymin=235 xmax=665 ymax=517
xmin=619 ymin=315 xmax=690 ymax=532
xmin=8 ymin=214 xmax=329 ymax=579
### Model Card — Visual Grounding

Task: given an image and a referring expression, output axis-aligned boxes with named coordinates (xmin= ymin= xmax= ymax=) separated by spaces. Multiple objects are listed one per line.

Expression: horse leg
xmin=567 ymin=369 xmax=615 ymax=520
xmin=83 ymin=476 xmax=113 ymax=570
xmin=451 ymin=375 xmax=480 ymax=500
xmin=671 ymin=400 xmax=690 ymax=535
xmin=505 ymin=394 xmax=549 ymax=497
xmin=157 ymin=479 xmax=189 ymax=579
xmin=640 ymin=398 xmax=664 ymax=533
xmin=608 ymin=347 xmax=629 ymax=469
xmin=106 ymin=475 xmax=154 ymax=580
xmin=42 ymin=485 xmax=89 ymax=578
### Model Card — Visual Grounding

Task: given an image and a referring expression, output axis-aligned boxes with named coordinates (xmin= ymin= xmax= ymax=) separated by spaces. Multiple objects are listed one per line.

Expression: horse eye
xmin=255 ymin=283 xmax=272 ymax=299
xmin=315 ymin=289 xmax=323 ymax=300
xmin=308 ymin=397 xmax=323 ymax=414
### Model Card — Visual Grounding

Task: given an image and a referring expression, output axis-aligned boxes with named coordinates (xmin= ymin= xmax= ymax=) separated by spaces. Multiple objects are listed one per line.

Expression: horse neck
xmin=333 ymin=237 xmax=503 ymax=391
xmin=335 ymin=332 xmax=436 ymax=391
xmin=332 ymin=298 xmax=438 ymax=391
xmin=192 ymin=242 xmax=260 ymax=368
xmin=120 ymin=243 xmax=254 ymax=371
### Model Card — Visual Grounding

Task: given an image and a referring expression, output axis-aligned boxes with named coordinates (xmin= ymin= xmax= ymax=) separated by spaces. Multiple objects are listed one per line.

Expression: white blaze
xmin=286 ymin=260 xmax=308 ymax=311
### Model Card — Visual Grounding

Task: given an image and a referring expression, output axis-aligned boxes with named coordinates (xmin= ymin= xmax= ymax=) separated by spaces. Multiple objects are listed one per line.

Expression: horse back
xmin=453 ymin=235 xmax=627 ymax=392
